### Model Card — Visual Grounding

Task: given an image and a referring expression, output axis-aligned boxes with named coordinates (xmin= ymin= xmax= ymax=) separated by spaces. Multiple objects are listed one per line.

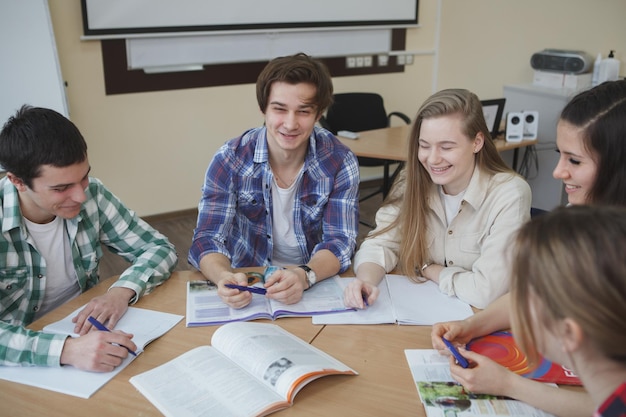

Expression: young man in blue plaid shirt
xmin=0 ymin=106 xmax=177 ymax=371
xmin=189 ymin=53 xmax=360 ymax=309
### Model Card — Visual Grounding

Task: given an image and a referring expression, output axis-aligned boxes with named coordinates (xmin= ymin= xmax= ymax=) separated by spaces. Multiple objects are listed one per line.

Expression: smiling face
xmin=263 ymin=81 xmax=320 ymax=157
xmin=553 ymin=120 xmax=598 ymax=205
xmin=9 ymin=160 xmax=91 ymax=224
xmin=417 ymin=114 xmax=484 ymax=195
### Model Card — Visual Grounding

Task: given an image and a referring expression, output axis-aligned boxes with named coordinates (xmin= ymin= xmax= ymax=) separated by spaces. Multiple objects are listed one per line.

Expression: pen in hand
xmin=225 ymin=283 xmax=267 ymax=295
xmin=442 ymin=337 xmax=469 ymax=368
xmin=87 ymin=316 xmax=137 ymax=357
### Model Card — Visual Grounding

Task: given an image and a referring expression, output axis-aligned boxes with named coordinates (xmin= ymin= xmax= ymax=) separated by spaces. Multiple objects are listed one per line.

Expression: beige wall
xmin=48 ymin=0 xmax=626 ymax=216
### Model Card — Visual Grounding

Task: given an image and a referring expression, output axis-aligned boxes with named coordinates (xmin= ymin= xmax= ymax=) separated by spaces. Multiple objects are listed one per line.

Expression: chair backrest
xmin=323 ymin=93 xmax=390 ymax=134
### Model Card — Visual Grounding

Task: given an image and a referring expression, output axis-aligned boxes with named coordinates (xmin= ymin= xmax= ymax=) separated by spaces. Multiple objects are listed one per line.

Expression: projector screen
xmin=82 ymin=0 xmax=419 ymax=37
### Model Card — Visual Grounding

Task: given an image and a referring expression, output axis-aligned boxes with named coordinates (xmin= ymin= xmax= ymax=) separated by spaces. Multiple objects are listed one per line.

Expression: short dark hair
xmin=256 ymin=52 xmax=333 ymax=116
xmin=0 ymin=106 xmax=88 ymax=188
xmin=560 ymin=80 xmax=626 ymax=205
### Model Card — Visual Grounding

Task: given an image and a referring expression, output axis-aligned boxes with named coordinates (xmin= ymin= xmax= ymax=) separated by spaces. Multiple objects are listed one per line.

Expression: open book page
xmin=130 ymin=322 xmax=357 ymax=417
xmin=386 ymin=275 xmax=473 ymax=325
xmin=312 ymin=277 xmax=396 ymax=324
xmin=187 ymin=280 xmax=274 ymax=326
xmin=404 ymin=349 xmax=556 ymax=417
xmin=212 ymin=322 xmax=357 ymax=403
xmin=129 ymin=346 xmax=287 ymax=417
xmin=268 ymin=276 xmax=350 ymax=317
xmin=313 ymin=275 xmax=473 ymax=325
xmin=0 ymin=306 xmax=182 ymax=399
xmin=186 ymin=277 xmax=351 ymax=327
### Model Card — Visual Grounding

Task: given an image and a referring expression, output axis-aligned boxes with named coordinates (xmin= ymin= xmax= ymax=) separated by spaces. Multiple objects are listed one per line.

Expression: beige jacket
xmin=354 ymin=168 xmax=531 ymax=308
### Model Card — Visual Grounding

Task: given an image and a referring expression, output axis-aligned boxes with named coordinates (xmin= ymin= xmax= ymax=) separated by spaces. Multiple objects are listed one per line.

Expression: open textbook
xmin=313 ymin=275 xmax=474 ymax=325
xmin=404 ymin=349 xmax=557 ymax=417
xmin=0 ymin=306 xmax=183 ymax=398
xmin=467 ymin=331 xmax=581 ymax=385
xmin=186 ymin=276 xmax=352 ymax=326
xmin=130 ymin=321 xmax=357 ymax=417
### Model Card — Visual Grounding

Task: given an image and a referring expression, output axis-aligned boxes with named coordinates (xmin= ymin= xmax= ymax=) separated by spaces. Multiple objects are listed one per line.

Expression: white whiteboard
xmin=82 ymin=0 xmax=418 ymax=37
xmin=0 ymin=0 xmax=68 ymax=124
xmin=127 ymin=29 xmax=392 ymax=69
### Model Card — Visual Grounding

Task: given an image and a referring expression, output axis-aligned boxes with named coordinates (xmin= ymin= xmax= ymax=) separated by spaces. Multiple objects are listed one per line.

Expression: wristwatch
xmin=297 ymin=264 xmax=317 ymax=290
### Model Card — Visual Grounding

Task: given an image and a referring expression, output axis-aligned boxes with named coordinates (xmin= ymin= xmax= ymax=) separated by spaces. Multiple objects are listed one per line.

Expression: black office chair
xmin=320 ymin=93 xmax=411 ymax=204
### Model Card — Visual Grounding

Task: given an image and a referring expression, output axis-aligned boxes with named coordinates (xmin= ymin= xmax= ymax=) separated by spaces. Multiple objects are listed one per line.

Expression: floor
xmin=98 ymin=181 xmax=384 ymax=278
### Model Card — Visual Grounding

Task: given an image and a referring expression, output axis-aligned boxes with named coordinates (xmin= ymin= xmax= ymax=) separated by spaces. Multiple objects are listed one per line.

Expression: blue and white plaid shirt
xmin=189 ymin=126 xmax=359 ymax=273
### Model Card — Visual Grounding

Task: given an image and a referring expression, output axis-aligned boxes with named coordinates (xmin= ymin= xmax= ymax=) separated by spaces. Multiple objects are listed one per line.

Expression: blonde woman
xmin=344 ymin=88 xmax=531 ymax=309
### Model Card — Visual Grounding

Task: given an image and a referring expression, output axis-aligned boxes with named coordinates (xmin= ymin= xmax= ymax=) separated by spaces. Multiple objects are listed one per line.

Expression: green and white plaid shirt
xmin=0 ymin=176 xmax=177 ymax=367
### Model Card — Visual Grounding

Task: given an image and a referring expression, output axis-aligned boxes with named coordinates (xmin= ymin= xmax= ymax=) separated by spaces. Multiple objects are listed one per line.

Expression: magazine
xmin=186 ymin=275 xmax=352 ymax=326
xmin=405 ymin=349 xmax=557 ymax=417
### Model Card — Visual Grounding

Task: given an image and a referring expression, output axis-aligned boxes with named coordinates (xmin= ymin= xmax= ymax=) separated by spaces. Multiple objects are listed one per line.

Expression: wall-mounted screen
xmin=82 ymin=0 xmax=419 ymax=38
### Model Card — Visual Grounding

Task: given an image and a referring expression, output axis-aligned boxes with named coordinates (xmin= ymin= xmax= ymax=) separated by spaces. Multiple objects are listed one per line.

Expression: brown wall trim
xmin=101 ymin=29 xmax=407 ymax=95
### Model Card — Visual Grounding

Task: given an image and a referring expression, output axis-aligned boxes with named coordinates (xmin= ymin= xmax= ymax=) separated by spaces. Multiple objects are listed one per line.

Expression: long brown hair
xmin=379 ymin=89 xmax=514 ymax=279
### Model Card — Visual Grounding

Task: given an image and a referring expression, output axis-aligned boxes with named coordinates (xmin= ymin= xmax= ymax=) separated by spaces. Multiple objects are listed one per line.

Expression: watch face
xmin=307 ymin=270 xmax=317 ymax=285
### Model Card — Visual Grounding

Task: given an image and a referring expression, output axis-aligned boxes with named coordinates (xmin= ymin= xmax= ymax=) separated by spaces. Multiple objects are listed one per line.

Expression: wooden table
xmin=338 ymin=125 xmax=538 ymax=171
xmin=2 ymin=270 xmax=583 ymax=417
xmin=1 ymin=270 xmax=325 ymax=417
xmin=279 ymin=324 xmax=430 ymax=417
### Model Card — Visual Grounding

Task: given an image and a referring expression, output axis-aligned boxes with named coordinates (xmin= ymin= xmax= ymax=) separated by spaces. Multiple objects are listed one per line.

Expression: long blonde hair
xmin=510 ymin=205 xmax=626 ymax=365
xmin=382 ymin=88 xmax=513 ymax=279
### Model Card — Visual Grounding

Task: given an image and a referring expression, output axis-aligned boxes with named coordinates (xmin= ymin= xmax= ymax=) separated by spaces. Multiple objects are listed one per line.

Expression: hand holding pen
xmin=88 ymin=316 xmax=138 ymax=356
xmin=59 ymin=318 xmax=138 ymax=372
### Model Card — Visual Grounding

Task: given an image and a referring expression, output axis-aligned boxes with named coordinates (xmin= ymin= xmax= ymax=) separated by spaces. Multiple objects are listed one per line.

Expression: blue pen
xmin=87 ymin=316 xmax=137 ymax=357
xmin=225 ymin=283 xmax=267 ymax=295
xmin=442 ymin=337 xmax=469 ymax=368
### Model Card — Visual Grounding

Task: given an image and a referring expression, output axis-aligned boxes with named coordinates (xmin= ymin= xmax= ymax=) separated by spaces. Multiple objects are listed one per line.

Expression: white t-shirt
xmin=271 ymin=171 xmax=304 ymax=266
xmin=439 ymin=186 xmax=467 ymax=226
xmin=25 ymin=216 xmax=80 ymax=320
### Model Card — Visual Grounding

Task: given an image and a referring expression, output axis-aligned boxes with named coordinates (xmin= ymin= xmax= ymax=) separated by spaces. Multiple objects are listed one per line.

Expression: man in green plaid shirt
xmin=0 ymin=106 xmax=177 ymax=372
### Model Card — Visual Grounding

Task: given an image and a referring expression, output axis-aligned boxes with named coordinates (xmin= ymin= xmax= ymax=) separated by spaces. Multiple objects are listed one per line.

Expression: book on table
xmin=129 ymin=321 xmax=357 ymax=417
xmin=313 ymin=275 xmax=474 ymax=325
xmin=467 ymin=331 xmax=581 ymax=385
xmin=404 ymin=349 xmax=558 ymax=417
xmin=186 ymin=275 xmax=352 ymax=326
xmin=0 ymin=305 xmax=183 ymax=398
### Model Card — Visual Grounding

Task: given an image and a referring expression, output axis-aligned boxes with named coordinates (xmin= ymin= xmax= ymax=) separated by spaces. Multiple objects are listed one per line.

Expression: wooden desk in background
xmin=337 ymin=125 xmax=538 ymax=171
